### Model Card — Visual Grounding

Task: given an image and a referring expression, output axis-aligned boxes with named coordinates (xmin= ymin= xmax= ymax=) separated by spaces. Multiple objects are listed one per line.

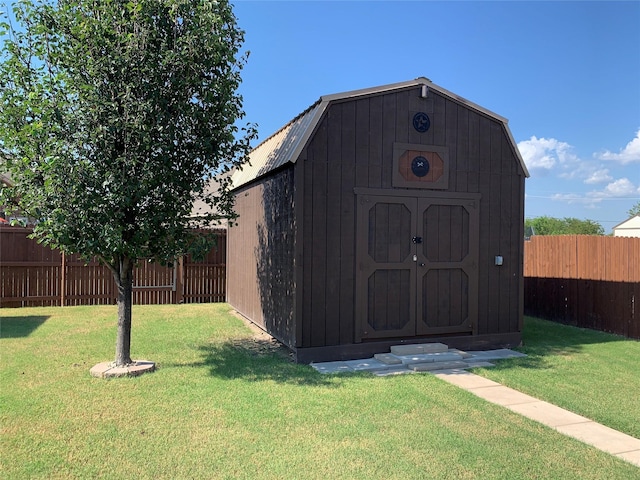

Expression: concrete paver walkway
xmin=435 ymin=369 xmax=640 ymax=468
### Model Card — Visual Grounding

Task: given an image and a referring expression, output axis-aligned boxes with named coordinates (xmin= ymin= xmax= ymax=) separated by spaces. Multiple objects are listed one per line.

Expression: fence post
xmin=61 ymin=251 xmax=66 ymax=306
xmin=175 ymin=255 xmax=184 ymax=304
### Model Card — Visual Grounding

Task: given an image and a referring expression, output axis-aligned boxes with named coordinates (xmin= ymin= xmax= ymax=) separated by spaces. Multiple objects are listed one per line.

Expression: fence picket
xmin=0 ymin=226 xmax=226 ymax=307
xmin=524 ymin=235 xmax=640 ymax=339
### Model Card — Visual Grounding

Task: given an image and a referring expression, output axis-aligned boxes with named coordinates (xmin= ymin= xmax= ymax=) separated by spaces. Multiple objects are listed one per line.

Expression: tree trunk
xmin=113 ymin=256 xmax=134 ymax=366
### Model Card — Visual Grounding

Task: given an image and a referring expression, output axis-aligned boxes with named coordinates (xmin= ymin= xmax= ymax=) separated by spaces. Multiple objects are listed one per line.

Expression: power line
xmin=526 ymin=195 xmax=640 ymax=200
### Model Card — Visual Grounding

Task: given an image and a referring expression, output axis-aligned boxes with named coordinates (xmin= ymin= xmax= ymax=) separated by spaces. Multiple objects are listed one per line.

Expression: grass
xmin=1 ymin=305 xmax=638 ymax=479
xmin=472 ymin=316 xmax=640 ymax=439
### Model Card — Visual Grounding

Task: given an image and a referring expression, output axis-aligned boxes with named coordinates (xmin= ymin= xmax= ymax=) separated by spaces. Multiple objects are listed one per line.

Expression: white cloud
xmin=551 ymin=193 xmax=602 ymax=207
xmin=544 ymin=178 xmax=639 ymax=209
xmin=524 ymin=132 xmax=640 ymax=224
xmin=517 ymin=136 xmax=577 ymax=171
xmin=558 ymin=162 xmax=598 ymax=182
xmin=591 ymin=178 xmax=640 ymax=198
xmin=520 ymin=133 xmax=637 ymax=188
xmin=597 ymin=129 xmax=640 ymax=164
xmin=584 ymin=168 xmax=613 ymax=185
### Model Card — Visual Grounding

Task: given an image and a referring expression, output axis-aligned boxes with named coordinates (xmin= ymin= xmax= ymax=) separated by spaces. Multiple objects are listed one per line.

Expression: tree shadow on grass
xmin=484 ymin=316 xmax=630 ymax=372
xmin=172 ymin=336 xmax=338 ymax=387
xmin=0 ymin=316 xmax=49 ymax=338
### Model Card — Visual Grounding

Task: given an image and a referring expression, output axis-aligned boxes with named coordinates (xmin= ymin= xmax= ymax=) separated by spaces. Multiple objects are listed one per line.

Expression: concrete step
xmin=342 ymin=358 xmax=392 ymax=372
xmin=448 ymin=348 xmax=473 ymax=359
xmin=373 ymin=353 xmax=403 ymax=365
xmin=390 ymin=343 xmax=448 ymax=355
xmin=397 ymin=352 xmax=464 ymax=365
xmin=410 ymin=361 xmax=469 ymax=372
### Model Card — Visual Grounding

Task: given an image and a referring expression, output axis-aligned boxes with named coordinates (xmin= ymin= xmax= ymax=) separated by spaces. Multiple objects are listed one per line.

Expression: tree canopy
xmin=0 ymin=0 xmax=256 ymax=366
xmin=628 ymin=201 xmax=640 ymax=218
xmin=525 ymin=216 xmax=605 ymax=236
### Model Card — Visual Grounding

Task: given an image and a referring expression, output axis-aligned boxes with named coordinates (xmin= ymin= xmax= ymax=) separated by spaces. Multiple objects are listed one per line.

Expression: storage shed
xmin=227 ymin=78 xmax=529 ymax=363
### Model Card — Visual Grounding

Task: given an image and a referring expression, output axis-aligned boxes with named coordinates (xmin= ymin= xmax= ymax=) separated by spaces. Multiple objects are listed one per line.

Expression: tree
xmin=525 ymin=216 xmax=604 ymax=236
xmin=0 ymin=0 xmax=256 ymax=367
xmin=628 ymin=201 xmax=640 ymax=218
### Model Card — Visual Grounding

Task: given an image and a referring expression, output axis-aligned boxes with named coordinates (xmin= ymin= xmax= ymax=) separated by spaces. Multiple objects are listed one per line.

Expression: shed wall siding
xmin=227 ymin=167 xmax=297 ymax=347
xmin=299 ymin=86 xmax=525 ymax=348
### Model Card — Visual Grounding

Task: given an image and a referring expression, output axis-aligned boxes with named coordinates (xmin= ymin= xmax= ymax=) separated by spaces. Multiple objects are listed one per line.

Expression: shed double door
xmin=356 ymin=193 xmax=479 ymax=341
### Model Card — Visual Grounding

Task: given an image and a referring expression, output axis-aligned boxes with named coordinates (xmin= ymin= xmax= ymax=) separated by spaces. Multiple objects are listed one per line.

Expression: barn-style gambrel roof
xmin=231 ymin=77 xmax=529 ymax=190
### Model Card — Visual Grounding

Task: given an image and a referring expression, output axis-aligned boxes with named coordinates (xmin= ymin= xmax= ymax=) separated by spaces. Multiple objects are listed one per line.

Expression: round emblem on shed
xmin=413 ymin=112 xmax=431 ymax=133
xmin=411 ymin=156 xmax=430 ymax=177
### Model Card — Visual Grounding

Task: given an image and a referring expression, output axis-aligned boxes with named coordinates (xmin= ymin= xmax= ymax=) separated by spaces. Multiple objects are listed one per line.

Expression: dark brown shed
xmin=227 ymin=78 xmax=529 ymax=363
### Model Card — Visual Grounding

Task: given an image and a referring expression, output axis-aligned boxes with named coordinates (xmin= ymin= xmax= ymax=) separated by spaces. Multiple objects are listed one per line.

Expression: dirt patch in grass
xmin=229 ymin=309 xmax=293 ymax=360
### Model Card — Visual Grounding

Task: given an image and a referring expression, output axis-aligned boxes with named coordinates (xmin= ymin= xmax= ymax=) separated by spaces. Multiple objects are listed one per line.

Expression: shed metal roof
xmin=230 ymin=100 xmax=325 ymax=189
xmin=231 ymin=77 xmax=529 ymax=190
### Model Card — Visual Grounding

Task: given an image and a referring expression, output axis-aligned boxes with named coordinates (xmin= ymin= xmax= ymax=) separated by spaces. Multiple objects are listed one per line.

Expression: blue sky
xmin=232 ymin=1 xmax=640 ymax=232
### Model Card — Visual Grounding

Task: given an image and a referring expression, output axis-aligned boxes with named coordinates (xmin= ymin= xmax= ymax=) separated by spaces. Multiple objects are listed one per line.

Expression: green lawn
xmin=1 ymin=304 xmax=638 ymax=479
xmin=472 ymin=316 xmax=640 ymax=439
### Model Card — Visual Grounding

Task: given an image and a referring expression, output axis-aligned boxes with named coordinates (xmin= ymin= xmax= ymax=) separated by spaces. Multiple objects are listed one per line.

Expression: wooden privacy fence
xmin=524 ymin=235 xmax=640 ymax=339
xmin=0 ymin=226 xmax=226 ymax=307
